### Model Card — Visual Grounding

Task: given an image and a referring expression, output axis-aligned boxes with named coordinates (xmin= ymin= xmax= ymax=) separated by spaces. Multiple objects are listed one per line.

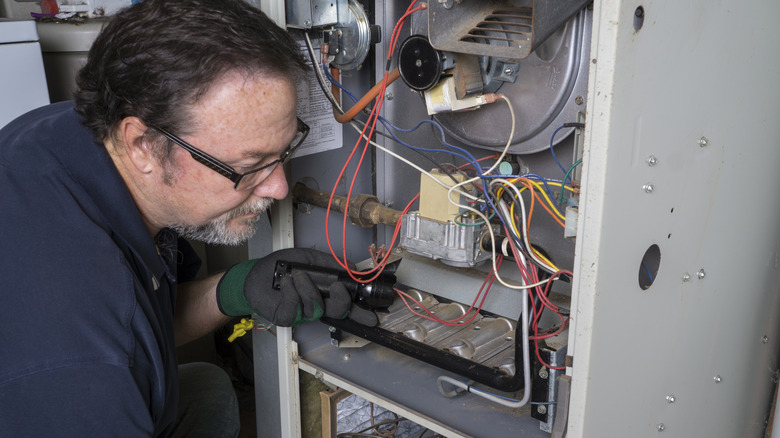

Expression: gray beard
xmin=170 ymin=197 xmax=274 ymax=246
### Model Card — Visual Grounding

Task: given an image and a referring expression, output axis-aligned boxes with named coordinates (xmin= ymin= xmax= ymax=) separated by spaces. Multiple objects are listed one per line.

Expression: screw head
xmin=643 ymin=183 xmax=655 ymax=193
xmin=315 ymin=371 xmax=324 ymax=381
xmin=657 ymin=423 xmax=665 ymax=432
xmin=343 ymin=354 xmax=351 ymax=361
xmin=763 ymin=335 xmax=769 ymax=344
xmin=713 ymin=375 xmax=722 ymax=383
xmin=503 ymin=67 xmax=514 ymax=75
xmin=575 ymin=95 xmax=584 ymax=105
xmin=303 ymin=19 xmax=312 ymax=28
xmin=697 ymin=269 xmax=706 ymax=279
xmin=666 ymin=395 xmax=676 ymax=403
xmin=647 ymin=155 xmax=657 ymax=166
xmin=539 ymin=369 xmax=549 ymax=379
xmin=698 ymin=136 xmax=709 ymax=147
xmin=682 ymin=272 xmax=691 ymax=282
xmin=536 ymin=405 xmax=547 ymax=414
xmin=328 ymin=326 xmax=337 ymax=333
xmin=385 ymin=92 xmax=394 ymax=101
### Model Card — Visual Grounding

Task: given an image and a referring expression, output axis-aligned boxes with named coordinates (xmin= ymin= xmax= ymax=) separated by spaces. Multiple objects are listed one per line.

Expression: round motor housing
xmin=398 ymin=35 xmax=444 ymax=91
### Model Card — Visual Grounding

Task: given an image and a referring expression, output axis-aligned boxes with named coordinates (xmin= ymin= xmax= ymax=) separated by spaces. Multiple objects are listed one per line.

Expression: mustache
xmin=223 ymin=197 xmax=274 ymax=221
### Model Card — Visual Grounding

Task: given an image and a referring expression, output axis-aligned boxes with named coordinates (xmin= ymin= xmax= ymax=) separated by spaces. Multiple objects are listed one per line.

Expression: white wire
xmin=347 ymin=122 xmax=481 ymax=202
xmin=304 ymin=31 xmax=344 ymax=114
xmin=307 ymin=37 xmax=480 ymax=204
xmin=442 ymin=96 xmax=551 ymax=290
xmin=492 ymin=181 xmax=557 ymax=273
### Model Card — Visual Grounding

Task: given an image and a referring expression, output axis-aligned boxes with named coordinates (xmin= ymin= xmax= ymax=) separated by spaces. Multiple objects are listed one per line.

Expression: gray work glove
xmin=216 ymin=248 xmax=378 ymax=327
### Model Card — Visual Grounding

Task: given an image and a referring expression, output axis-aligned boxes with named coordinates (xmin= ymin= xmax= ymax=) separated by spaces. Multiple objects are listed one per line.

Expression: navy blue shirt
xmin=0 ymin=102 xmax=179 ymax=436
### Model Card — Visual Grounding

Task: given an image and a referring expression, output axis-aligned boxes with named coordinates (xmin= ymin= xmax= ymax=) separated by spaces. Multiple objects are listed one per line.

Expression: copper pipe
xmin=292 ymin=183 xmax=402 ymax=227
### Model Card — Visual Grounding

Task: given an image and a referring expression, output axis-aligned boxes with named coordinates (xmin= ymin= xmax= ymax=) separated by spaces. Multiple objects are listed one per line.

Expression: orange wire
xmin=334 ymin=69 xmax=401 ymax=123
xmin=324 ymin=1 xmax=425 ymax=282
xmin=518 ymin=178 xmax=565 ymax=228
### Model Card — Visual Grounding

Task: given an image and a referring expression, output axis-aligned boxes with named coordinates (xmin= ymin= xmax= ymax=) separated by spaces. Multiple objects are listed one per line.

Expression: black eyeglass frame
xmin=150 ymin=117 xmax=309 ymax=190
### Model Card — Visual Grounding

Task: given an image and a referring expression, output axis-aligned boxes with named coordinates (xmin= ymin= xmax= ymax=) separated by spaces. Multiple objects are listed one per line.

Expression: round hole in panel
xmin=639 ymin=244 xmax=661 ymax=290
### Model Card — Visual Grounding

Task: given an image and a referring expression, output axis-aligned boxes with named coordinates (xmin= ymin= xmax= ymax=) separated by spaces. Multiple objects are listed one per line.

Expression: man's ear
xmin=117 ymin=116 xmax=157 ymax=174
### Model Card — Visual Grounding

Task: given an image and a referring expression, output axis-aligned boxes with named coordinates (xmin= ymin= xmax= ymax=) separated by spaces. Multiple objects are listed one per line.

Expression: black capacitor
xmin=398 ymin=34 xmax=444 ymax=91
xmin=272 ymin=261 xmax=396 ymax=310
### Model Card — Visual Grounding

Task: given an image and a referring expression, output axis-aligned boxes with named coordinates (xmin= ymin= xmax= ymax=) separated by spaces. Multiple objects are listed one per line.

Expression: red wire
xmin=324 ymin=1 xmax=426 ymax=281
xmin=531 ymin=270 xmax=572 ymax=370
xmin=393 ymin=256 xmax=501 ymax=327
xmin=502 ymin=226 xmax=572 ymax=370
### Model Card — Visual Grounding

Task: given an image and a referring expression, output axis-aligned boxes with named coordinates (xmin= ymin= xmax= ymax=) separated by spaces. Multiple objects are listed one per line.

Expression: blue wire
xmin=325 ymin=60 xmax=563 ymax=229
xmin=523 ymin=173 xmax=565 ymax=213
xmin=642 ymin=262 xmax=654 ymax=282
xmin=379 ymin=119 xmax=480 ymax=167
xmin=323 ymin=64 xmax=360 ymax=103
xmin=324 ymin=63 xmax=484 ymax=171
xmin=548 ymin=125 xmax=569 ymax=180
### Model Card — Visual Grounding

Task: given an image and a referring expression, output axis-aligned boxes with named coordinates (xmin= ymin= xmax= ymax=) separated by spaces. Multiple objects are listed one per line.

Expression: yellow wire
xmin=499 ymin=178 xmax=566 ymax=222
xmin=505 ymin=184 xmax=561 ymax=272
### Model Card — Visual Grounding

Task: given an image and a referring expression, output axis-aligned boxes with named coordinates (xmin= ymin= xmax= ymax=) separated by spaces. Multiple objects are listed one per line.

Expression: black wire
xmin=304 ymin=30 xmax=470 ymax=196
xmin=303 ymin=31 xmax=344 ymax=116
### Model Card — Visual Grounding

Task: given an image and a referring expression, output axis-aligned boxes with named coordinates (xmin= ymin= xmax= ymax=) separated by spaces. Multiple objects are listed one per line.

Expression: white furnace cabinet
xmin=253 ymin=0 xmax=780 ymax=437
xmin=567 ymin=0 xmax=780 ymax=436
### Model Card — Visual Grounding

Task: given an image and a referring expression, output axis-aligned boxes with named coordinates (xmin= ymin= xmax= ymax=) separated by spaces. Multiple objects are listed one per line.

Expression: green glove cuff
xmin=216 ymin=259 xmax=259 ymax=316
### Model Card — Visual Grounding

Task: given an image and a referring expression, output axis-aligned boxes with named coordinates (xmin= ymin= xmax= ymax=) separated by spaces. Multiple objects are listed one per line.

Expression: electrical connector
xmin=423 ymin=77 xmax=500 ymax=115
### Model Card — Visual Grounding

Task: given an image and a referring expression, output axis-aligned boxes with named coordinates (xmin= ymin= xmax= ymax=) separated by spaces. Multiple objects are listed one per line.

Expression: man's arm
xmin=174 ymin=273 xmax=232 ymax=346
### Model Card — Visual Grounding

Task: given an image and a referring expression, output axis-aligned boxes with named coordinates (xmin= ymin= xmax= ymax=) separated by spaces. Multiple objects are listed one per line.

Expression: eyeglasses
xmin=150 ymin=117 xmax=309 ymax=191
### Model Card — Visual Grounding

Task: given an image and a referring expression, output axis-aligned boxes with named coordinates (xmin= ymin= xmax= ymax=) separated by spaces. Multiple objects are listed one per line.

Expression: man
xmin=0 ymin=0 xmax=372 ymax=436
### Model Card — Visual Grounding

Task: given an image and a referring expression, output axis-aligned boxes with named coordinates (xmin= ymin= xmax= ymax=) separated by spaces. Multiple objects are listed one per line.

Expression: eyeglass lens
xmin=233 ymin=128 xmax=306 ymax=191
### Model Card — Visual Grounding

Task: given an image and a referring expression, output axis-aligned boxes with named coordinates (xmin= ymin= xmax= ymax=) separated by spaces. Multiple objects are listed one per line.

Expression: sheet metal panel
xmin=568 ymin=1 xmax=780 ymax=436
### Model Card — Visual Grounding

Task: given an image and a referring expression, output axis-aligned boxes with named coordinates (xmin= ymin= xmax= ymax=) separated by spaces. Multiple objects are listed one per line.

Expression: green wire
xmin=560 ymin=158 xmax=583 ymax=205
xmin=453 ymin=210 xmax=496 ymax=226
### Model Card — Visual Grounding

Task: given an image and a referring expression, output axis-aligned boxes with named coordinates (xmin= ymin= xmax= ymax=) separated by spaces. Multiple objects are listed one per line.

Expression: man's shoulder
xmin=0 ymin=101 xmax=95 ymax=172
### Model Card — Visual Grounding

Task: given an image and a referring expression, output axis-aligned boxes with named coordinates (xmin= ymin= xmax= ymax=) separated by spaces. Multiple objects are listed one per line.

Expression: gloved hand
xmin=216 ymin=248 xmax=378 ymax=327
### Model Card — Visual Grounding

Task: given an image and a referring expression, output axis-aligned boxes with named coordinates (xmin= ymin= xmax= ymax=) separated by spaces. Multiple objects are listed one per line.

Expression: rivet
xmin=763 ymin=335 xmax=769 ymax=344
xmin=647 ymin=155 xmax=657 ymax=166
xmin=343 ymin=354 xmax=351 ymax=361
xmin=643 ymin=183 xmax=654 ymax=193
xmin=698 ymin=136 xmax=709 ymax=147
xmin=713 ymin=375 xmax=722 ymax=383
xmin=385 ymin=92 xmax=394 ymax=101
xmin=657 ymin=423 xmax=665 ymax=432
xmin=682 ymin=272 xmax=691 ymax=282
xmin=666 ymin=395 xmax=676 ymax=403
xmin=315 ymin=371 xmax=324 ymax=381
xmin=697 ymin=269 xmax=706 ymax=279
